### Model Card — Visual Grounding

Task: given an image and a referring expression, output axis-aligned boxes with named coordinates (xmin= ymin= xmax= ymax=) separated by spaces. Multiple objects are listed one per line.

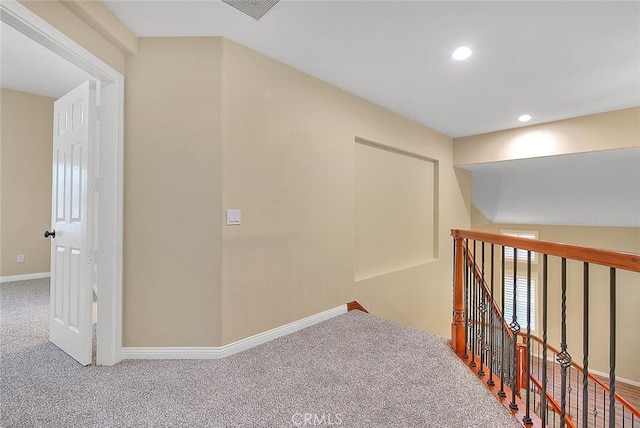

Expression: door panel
xmin=70 ymin=142 xmax=83 ymax=222
xmin=53 ymin=246 xmax=65 ymax=321
xmin=49 ymin=80 xmax=95 ymax=366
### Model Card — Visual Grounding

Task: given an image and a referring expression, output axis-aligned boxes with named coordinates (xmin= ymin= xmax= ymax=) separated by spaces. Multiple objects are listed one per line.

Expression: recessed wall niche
xmin=355 ymin=138 xmax=437 ymax=280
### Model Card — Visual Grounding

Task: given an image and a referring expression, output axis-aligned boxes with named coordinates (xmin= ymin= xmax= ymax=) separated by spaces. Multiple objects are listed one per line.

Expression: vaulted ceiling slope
xmin=103 ymin=1 xmax=640 ymax=138
xmin=462 ymin=148 xmax=640 ymax=228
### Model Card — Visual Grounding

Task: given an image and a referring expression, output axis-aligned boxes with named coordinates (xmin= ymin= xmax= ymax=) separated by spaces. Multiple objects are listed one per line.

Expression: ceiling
xmin=102 ymin=0 xmax=640 ymax=138
xmin=462 ymin=148 xmax=640 ymax=227
xmin=0 ymin=22 xmax=92 ymax=99
xmin=1 ymin=1 xmax=637 ymax=227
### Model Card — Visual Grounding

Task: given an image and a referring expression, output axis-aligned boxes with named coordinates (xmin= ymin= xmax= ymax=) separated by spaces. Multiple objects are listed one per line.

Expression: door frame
xmin=1 ymin=0 xmax=124 ymax=365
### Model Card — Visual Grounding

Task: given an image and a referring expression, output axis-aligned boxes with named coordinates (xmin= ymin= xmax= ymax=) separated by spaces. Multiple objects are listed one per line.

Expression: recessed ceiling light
xmin=518 ymin=114 xmax=532 ymax=123
xmin=452 ymin=46 xmax=472 ymax=61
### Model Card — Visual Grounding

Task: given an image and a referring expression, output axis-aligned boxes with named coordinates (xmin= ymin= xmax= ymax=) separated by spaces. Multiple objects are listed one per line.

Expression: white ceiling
xmin=103 ymin=0 xmax=640 ymax=138
xmin=462 ymin=148 xmax=640 ymax=227
xmin=2 ymin=2 xmax=637 ymax=227
xmin=0 ymin=22 xmax=92 ymax=99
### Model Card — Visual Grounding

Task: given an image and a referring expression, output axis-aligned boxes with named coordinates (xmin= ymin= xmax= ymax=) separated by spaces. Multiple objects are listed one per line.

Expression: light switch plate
xmin=226 ymin=209 xmax=241 ymax=225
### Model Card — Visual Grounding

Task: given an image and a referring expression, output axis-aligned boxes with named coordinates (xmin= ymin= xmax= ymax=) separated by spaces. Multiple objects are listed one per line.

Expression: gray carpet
xmin=1 ymin=279 xmax=520 ymax=428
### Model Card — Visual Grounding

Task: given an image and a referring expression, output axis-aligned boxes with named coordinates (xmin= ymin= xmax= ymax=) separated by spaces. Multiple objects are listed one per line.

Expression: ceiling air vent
xmin=221 ymin=0 xmax=279 ymax=21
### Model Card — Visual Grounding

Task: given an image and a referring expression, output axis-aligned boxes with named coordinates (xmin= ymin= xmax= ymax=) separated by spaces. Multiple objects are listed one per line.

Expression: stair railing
xmin=451 ymin=229 xmax=640 ymax=428
xmin=519 ymin=332 xmax=640 ymax=427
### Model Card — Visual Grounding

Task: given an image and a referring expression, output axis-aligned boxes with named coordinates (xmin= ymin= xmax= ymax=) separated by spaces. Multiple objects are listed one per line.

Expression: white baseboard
xmin=122 ymin=304 xmax=348 ymax=360
xmin=122 ymin=347 xmax=223 ymax=359
xmin=589 ymin=368 xmax=640 ymax=388
xmin=0 ymin=272 xmax=50 ymax=283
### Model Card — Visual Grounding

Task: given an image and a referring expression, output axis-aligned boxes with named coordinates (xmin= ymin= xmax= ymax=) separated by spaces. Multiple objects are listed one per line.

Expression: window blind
xmin=503 ymin=274 xmax=536 ymax=331
xmin=502 ymin=231 xmax=538 ymax=263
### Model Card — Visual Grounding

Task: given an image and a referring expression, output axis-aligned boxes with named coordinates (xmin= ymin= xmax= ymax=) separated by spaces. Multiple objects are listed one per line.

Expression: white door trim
xmin=0 ymin=0 xmax=124 ymax=365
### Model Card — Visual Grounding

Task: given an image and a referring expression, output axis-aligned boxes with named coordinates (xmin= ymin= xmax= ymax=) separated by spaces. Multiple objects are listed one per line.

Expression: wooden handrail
xmin=451 ymin=229 xmax=640 ymax=273
xmin=519 ymin=333 xmax=640 ymax=419
xmin=347 ymin=301 xmax=369 ymax=313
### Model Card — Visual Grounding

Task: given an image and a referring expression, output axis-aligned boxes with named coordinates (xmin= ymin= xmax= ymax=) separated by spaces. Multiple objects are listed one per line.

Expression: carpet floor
xmin=1 ymin=279 xmax=520 ymax=428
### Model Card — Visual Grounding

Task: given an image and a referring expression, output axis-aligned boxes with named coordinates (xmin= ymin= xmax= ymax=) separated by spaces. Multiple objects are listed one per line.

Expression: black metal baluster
xmin=572 ymin=367 xmax=576 ymax=423
xmin=609 ymin=268 xmax=616 ymax=428
xmin=575 ymin=325 xmax=579 ymax=422
xmin=603 ymin=388 xmax=606 ymax=428
xmin=539 ymin=342 xmax=543 ymax=410
xmin=476 ymin=258 xmax=481 ymax=369
xmin=464 ymin=239 xmax=470 ymax=359
xmin=533 ymin=381 xmax=537 ymax=417
xmin=476 ymin=240 xmax=481 ymax=369
xmin=542 ymin=254 xmax=548 ymax=427
xmin=537 ymin=339 xmax=541 ymax=386
xmin=471 ymin=240 xmax=477 ymax=368
xmin=583 ymin=262 xmax=590 ymax=428
xmin=510 ymin=247 xmax=520 ymax=411
xmin=481 ymin=292 xmax=488 ymax=375
xmin=523 ymin=250 xmax=533 ymax=425
xmin=569 ymin=367 xmax=573 ymax=423
xmin=479 ymin=242 xmax=486 ymax=377
xmin=544 ymin=392 xmax=549 ymax=427
xmin=592 ymin=382 xmax=598 ymax=428
xmin=499 ymin=244 xmax=507 ymax=398
xmin=558 ymin=258 xmax=572 ymax=428
xmin=553 ymin=346 xmax=556 ymax=418
xmin=488 ymin=244 xmax=496 ymax=387
xmin=476 ymin=267 xmax=479 ymax=368
xmin=496 ymin=310 xmax=501 ymax=385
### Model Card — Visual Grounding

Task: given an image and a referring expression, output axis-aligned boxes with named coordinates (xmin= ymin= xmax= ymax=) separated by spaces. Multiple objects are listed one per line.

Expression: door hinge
xmin=88 ymin=177 xmax=101 ymax=193
xmin=88 ymin=249 xmax=102 ymax=266
xmin=90 ymin=105 xmax=105 ymax=122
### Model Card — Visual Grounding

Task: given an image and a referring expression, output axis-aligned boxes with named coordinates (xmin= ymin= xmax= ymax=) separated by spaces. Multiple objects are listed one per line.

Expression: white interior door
xmin=47 ymin=80 xmax=96 ymax=366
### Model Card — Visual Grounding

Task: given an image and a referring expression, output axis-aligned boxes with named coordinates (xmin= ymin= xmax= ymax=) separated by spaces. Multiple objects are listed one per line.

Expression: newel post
xmin=451 ymin=231 xmax=466 ymax=356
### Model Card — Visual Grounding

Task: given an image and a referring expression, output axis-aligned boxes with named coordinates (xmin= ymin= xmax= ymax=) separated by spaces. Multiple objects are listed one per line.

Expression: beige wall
xmin=61 ymin=0 xmax=138 ymax=55
xmin=472 ymin=223 xmax=640 ymax=383
xmin=0 ymin=89 xmax=54 ymax=277
xmin=18 ymin=0 xmax=128 ymax=75
xmin=124 ymin=38 xmax=223 ymax=347
xmin=221 ymin=39 xmax=469 ymax=343
xmin=355 ymin=140 xmax=436 ymax=280
xmin=15 ymin=0 xmax=471 ymax=349
xmin=122 ymin=36 xmax=470 ymax=347
xmin=454 ymin=107 xmax=640 ymax=166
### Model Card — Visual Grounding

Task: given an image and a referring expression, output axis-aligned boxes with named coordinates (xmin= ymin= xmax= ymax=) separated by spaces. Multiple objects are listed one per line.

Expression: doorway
xmin=1 ymin=2 xmax=124 ymax=365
